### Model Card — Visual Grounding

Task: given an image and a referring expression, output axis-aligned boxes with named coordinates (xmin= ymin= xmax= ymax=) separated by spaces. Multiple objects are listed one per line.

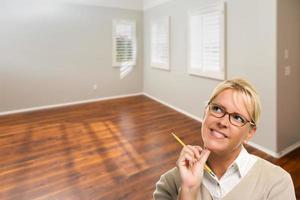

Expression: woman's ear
xmin=245 ymin=126 xmax=256 ymax=142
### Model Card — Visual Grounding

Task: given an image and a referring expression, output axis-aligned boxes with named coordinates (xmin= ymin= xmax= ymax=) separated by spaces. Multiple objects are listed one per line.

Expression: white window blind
xmin=188 ymin=2 xmax=225 ymax=80
xmin=150 ymin=16 xmax=170 ymax=70
xmin=112 ymin=20 xmax=136 ymax=67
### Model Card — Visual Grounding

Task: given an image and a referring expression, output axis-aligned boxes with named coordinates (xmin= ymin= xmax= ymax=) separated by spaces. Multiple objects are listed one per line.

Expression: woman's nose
xmin=217 ymin=113 xmax=230 ymax=128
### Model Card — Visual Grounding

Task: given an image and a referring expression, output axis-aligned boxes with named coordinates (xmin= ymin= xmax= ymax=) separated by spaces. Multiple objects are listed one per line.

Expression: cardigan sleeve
xmin=266 ymin=170 xmax=296 ymax=200
xmin=153 ymin=168 xmax=181 ymax=200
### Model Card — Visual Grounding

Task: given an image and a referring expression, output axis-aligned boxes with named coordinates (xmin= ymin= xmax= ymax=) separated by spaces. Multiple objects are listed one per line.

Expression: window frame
xmin=187 ymin=2 xmax=226 ymax=80
xmin=112 ymin=19 xmax=137 ymax=67
xmin=150 ymin=16 xmax=170 ymax=70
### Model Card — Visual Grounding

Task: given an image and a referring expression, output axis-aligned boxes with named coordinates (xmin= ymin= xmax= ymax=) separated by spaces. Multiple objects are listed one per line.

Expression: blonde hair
xmin=208 ymin=78 xmax=261 ymax=127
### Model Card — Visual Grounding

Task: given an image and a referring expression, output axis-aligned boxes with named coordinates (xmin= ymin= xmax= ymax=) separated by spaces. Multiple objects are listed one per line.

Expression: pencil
xmin=171 ymin=132 xmax=215 ymax=177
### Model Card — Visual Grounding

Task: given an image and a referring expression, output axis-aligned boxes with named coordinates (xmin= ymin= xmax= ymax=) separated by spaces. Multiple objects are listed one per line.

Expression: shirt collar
xmin=230 ymin=146 xmax=252 ymax=178
xmin=205 ymin=146 xmax=255 ymax=180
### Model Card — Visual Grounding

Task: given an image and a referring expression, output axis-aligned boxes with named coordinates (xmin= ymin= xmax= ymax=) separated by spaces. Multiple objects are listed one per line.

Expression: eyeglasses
xmin=208 ymin=103 xmax=256 ymax=127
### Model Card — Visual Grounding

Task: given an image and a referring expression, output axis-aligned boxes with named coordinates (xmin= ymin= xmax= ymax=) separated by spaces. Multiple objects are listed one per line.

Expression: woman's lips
xmin=210 ymin=129 xmax=228 ymax=139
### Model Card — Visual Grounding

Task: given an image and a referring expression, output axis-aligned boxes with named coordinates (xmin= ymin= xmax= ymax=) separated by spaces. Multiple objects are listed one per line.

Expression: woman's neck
xmin=207 ymin=147 xmax=242 ymax=179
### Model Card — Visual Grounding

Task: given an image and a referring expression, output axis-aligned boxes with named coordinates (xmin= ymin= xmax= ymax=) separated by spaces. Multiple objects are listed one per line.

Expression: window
xmin=150 ymin=16 xmax=170 ymax=70
xmin=112 ymin=19 xmax=136 ymax=67
xmin=187 ymin=2 xmax=225 ymax=80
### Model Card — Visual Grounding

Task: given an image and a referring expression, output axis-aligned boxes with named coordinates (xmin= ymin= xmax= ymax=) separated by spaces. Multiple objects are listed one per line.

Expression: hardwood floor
xmin=0 ymin=95 xmax=299 ymax=200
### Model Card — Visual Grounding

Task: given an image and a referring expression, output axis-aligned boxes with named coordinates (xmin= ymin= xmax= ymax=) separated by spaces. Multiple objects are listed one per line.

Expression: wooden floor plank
xmin=0 ymin=95 xmax=299 ymax=199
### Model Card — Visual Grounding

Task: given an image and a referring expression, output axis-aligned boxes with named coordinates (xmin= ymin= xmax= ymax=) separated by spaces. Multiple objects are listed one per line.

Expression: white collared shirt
xmin=202 ymin=147 xmax=257 ymax=200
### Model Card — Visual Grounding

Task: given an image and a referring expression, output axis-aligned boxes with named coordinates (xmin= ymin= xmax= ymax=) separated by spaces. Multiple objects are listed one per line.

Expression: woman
xmin=153 ymin=78 xmax=296 ymax=200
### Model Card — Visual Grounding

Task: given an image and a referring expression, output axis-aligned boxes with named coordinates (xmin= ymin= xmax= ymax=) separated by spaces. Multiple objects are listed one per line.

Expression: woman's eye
xmin=212 ymin=105 xmax=223 ymax=113
xmin=232 ymin=114 xmax=245 ymax=123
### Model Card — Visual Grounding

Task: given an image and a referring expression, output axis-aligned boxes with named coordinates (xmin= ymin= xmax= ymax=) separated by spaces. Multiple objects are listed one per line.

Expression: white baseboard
xmin=143 ymin=92 xmax=300 ymax=158
xmin=0 ymin=92 xmax=143 ymax=116
xmin=248 ymin=140 xmax=300 ymax=158
xmin=277 ymin=140 xmax=300 ymax=158
xmin=247 ymin=141 xmax=279 ymax=158
xmin=143 ymin=92 xmax=203 ymax=122
xmin=2 ymin=91 xmax=299 ymax=158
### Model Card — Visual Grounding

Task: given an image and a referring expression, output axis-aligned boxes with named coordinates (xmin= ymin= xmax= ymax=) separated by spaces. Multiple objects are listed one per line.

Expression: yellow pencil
xmin=171 ymin=132 xmax=215 ymax=177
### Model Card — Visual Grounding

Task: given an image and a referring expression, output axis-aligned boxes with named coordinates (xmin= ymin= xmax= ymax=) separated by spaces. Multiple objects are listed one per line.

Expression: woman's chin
xmin=203 ymin=141 xmax=226 ymax=154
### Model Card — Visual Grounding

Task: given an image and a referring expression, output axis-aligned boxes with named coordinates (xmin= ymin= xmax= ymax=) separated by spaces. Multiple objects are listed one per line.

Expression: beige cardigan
xmin=153 ymin=157 xmax=296 ymax=200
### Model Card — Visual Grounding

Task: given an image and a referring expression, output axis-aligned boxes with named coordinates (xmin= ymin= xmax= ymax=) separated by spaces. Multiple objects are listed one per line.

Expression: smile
xmin=210 ymin=129 xmax=228 ymax=139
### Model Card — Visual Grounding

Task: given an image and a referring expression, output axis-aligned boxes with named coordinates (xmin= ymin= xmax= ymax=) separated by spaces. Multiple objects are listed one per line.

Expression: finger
xmin=183 ymin=152 xmax=194 ymax=162
xmin=198 ymin=149 xmax=211 ymax=166
xmin=180 ymin=146 xmax=197 ymax=161
xmin=194 ymin=146 xmax=203 ymax=152
xmin=193 ymin=146 xmax=203 ymax=160
xmin=186 ymin=145 xmax=201 ymax=160
xmin=177 ymin=153 xmax=194 ymax=167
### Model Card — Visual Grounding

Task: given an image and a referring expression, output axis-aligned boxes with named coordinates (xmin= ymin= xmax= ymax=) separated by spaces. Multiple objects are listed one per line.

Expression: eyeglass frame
xmin=207 ymin=102 xmax=256 ymax=127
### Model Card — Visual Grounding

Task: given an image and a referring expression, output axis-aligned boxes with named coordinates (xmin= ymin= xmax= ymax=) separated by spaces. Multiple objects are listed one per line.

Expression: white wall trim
xmin=0 ymin=93 xmax=143 ymax=116
xmin=143 ymin=92 xmax=203 ymax=122
xmin=248 ymin=141 xmax=300 ymax=158
xmin=2 ymin=91 xmax=298 ymax=158
xmin=63 ymin=0 xmax=175 ymax=10
xmin=61 ymin=0 xmax=143 ymax=10
xmin=143 ymin=92 xmax=296 ymax=158
xmin=143 ymin=0 xmax=174 ymax=10
xmin=277 ymin=140 xmax=300 ymax=158
xmin=247 ymin=141 xmax=280 ymax=158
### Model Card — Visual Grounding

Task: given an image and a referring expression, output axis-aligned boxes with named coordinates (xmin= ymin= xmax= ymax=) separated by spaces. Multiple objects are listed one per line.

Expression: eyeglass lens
xmin=209 ymin=103 xmax=248 ymax=127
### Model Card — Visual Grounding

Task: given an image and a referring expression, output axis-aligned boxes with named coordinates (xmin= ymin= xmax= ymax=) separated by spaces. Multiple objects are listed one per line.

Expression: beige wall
xmin=277 ymin=0 xmax=300 ymax=153
xmin=1 ymin=0 xmax=299 ymax=156
xmin=144 ymin=0 xmax=278 ymax=154
xmin=0 ymin=1 xmax=143 ymax=113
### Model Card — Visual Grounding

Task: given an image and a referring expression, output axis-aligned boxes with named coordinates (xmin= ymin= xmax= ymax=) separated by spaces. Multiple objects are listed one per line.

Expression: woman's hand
xmin=176 ymin=145 xmax=211 ymax=198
